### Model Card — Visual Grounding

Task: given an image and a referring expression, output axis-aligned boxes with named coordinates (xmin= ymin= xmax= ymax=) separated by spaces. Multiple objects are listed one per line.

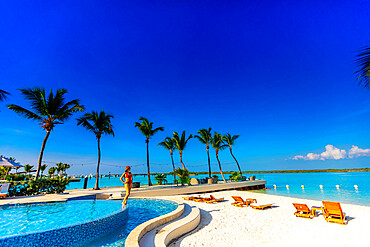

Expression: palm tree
xmin=40 ymin=164 xmax=47 ymax=177
xmin=222 ymin=133 xmax=242 ymax=176
xmin=134 ymin=117 xmax=164 ymax=186
xmin=158 ymin=137 xmax=176 ymax=183
xmin=172 ymin=131 xmax=193 ymax=170
xmin=211 ymin=132 xmax=228 ymax=182
xmin=194 ymin=127 xmax=212 ymax=177
xmin=8 ymin=87 xmax=84 ymax=179
xmin=48 ymin=167 xmax=56 ymax=177
xmin=355 ymin=45 xmax=370 ymax=89
xmin=77 ymin=111 xmax=114 ymax=190
xmin=56 ymin=162 xmax=64 ymax=175
xmin=0 ymin=89 xmax=10 ymax=102
xmin=24 ymin=164 xmax=33 ymax=179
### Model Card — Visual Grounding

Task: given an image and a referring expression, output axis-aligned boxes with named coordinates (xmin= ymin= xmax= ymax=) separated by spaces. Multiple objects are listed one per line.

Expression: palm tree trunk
xmin=179 ymin=151 xmax=185 ymax=169
xmin=146 ymin=139 xmax=152 ymax=186
xmin=216 ymin=150 xmax=226 ymax=182
xmin=230 ymin=147 xmax=242 ymax=176
xmin=94 ymin=138 xmax=101 ymax=190
xmin=206 ymin=146 xmax=211 ymax=177
xmin=36 ymin=130 xmax=50 ymax=179
xmin=170 ymin=151 xmax=176 ymax=183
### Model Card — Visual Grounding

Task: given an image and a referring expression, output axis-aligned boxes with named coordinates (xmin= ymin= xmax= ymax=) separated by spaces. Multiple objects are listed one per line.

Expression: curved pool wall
xmin=0 ymin=201 xmax=127 ymax=247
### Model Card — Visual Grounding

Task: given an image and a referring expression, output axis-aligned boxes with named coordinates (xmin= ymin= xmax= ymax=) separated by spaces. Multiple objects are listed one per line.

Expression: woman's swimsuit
xmin=125 ymin=172 xmax=133 ymax=185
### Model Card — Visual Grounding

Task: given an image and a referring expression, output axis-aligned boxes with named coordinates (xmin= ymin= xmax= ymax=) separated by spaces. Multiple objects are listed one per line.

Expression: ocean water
xmin=67 ymin=172 xmax=370 ymax=206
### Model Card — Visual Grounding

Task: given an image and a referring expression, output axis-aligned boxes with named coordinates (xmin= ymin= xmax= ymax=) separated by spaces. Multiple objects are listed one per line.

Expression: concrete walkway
xmin=0 ymin=180 xmax=266 ymax=205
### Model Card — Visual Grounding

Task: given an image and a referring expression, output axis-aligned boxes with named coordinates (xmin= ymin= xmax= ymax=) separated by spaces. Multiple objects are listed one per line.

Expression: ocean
xmin=66 ymin=171 xmax=370 ymax=206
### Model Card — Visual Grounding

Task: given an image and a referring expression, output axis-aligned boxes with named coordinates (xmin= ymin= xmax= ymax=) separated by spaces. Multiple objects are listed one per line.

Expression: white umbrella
xmin=0 ymin=157 xmax=23 ymax=168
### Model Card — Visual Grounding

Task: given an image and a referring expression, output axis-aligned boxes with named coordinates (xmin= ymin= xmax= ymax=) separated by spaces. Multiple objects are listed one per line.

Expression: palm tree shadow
xmin=169 ymin=208 xmax=214 ymax=247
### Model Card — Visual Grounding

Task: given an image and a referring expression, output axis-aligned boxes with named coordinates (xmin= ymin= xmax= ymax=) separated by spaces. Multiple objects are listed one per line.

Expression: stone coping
xmin=155 ymin=204 xmax=201 ymax=247
xmin=125 ymin=198 xmax=185 ymax=247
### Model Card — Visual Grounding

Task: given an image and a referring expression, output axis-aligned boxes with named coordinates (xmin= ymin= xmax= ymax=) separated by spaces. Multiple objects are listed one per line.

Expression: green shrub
xmin=154 ymin=174 xmax=167 ymax=185
xmin=175 ymin=167 xmax=191 ymax=186
xmin=229 ymin=172 xmax=241 ymax=182
xmin=6 ymin=174 xmax=26 ymax=181
xmin=8 ymin=177 xmax=70 ymax=197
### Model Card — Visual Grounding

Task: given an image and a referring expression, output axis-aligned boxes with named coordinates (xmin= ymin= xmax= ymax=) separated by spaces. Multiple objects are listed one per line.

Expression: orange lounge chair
xmin=322 ymin=201 xmax=346 ymax=225
xmin=205 ymin=195 xmax=224 ymax=203
xmin=250 ymin=202 xmax=274 ymax=210
xmin=245 ymin=198 xmax=257 ymax=205
xmin=183 ymin=196 xmax=203 ymax=201
xmin=292 ymin=203 xmax=313 ymax=219
xmin=0 ymin=183 xmax=10 ymax=199
xmin=193 ymin=196 xmax=212 ymax=202
xmin=231 ymin=196 xmax=247 ymax=207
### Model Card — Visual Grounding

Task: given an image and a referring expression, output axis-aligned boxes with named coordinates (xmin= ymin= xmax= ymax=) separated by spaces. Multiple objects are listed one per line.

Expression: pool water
xmin=86 ymin=198 xmax=178 ymax=246
xmin=0 ymin=198 xmax=178 ymax=247
xmin=0 ymin=199 xmax=123 ymax=238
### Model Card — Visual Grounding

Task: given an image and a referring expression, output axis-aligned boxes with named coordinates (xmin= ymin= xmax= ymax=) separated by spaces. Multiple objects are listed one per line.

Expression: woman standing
xmin=120 ymin=166 xmax=133 ymax=205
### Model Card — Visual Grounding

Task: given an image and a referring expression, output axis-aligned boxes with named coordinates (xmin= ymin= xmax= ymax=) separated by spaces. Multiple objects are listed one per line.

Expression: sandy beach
xmin=156 ymin=190 xmax=370 ymax=247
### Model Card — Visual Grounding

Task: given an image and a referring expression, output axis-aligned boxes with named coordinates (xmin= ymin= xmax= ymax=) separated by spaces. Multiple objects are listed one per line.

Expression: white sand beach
xmin=158 ymin=191 xmax=370 ymax=247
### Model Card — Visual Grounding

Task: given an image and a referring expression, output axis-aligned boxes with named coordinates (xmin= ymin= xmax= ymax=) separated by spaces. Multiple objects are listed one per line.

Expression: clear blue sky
xmin=1 ymin=0 xmax=370 ymax=175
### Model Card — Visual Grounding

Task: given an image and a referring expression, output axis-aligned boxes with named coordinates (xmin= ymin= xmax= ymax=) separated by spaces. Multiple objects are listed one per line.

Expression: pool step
xmin=139 ymin=203 xmax=200 ymax=247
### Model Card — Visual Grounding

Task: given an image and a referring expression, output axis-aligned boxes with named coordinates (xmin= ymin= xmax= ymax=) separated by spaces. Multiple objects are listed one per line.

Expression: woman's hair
xmin=125 ymin=166 xmax=130 ymax=172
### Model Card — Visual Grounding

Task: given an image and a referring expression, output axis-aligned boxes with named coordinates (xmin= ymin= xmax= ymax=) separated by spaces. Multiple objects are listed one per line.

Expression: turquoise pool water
xmin=0 ymin=198 xmax=178 ymax=246
xmin=67 ymin=171 xmax=370 ymax=206
xmin=0 ymin=199 xmax=123 ymax=238
xmin=85 ymin=198 xmax=178 ymax=246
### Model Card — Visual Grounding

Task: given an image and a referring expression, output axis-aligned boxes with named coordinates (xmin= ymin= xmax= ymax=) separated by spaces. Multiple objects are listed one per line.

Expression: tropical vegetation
xmin=77 ymin=111 xmax=114 ymax=190
xmin=8 ymin=87 xmax=84 ymax=179
xmin=172 ymin=131 xmax=193 ymax=169
xmin=8 ymin=177 xmax=70 ymax=197
xmin=211 ymin=132 xmax=227 ymax=182
xmin=40 ymin=164 xmax=47 ymax=177
xmin=194 ymin=127 xmax=213 ymax=177
xmin=222 ymin=133 xmax=242 ymax=176
xmin=175 ymin=167 xmax=191 ymax=186
xmin=154 ymin=173 xmax=167 ymax=185
xmin=355 ymin=45 xmax=370 ymax=89
xmin=135 ymin=117 xmax=164 ymax=186
xmin=0 ymin=89 xmax=10 ymax=102
xmin=158 ymin=137 xmax=177 ymax=182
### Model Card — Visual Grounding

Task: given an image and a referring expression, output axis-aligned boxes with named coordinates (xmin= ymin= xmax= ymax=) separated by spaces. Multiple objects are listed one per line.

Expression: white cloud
xmin=292 ymin=144 xmax=347 ymax=161
xmin=348 ymin=145 xmax=370 ymax=158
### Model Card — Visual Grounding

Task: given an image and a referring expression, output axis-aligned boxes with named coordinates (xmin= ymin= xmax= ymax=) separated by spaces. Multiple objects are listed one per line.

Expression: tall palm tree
xmin=355 ymin=45 xmax=370 ymax=89
xmin=172 ymin=131 xmax=193 ymax=170
xmin=158 ymin=137 xmax=176 ymax=183
xmin=40 ymin=164 xmax=47 ymax=177
xmin=8 ymin=87 xmax=84 ymax=179
xmin=135 ymin=117 xmax=164 ymax=186
xmin=0 ymin=89 xmax=10 ymax=102
xmin=194 ymin=127 xmax=212 ymax=177
xmin=77 ymin=111 xmax=114 ymax=190
xmin=211 ymin=132 xmax=228 ymax=182
xmin=222 ymin=133 xmax=242 ymax=176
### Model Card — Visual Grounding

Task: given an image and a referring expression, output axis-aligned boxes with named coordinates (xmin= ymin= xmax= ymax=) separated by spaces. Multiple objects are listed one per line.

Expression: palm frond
xmin=354 ymin=46 xmax=370 ymax=89
xmin=7 ymin=104 xmax=42 ymax=120
xmin=0 ymin=89 xmax=10 ymax=102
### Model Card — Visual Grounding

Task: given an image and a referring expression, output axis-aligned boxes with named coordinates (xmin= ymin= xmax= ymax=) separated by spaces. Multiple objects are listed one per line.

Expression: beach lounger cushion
xmin=250 ymin=203 xmax=274 ymax=210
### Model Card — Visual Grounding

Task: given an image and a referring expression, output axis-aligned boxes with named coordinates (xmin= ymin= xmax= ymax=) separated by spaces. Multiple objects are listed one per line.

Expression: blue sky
xmin=1 ymin=0 xmax=370 ymax=175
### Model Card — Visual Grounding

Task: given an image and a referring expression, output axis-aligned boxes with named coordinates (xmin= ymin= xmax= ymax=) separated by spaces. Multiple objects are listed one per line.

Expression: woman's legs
xmin=123 ymin=183 xmax=131 ymax=205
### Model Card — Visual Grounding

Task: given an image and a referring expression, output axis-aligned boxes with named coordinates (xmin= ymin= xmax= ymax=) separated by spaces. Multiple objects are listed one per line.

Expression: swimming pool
xmin=0 ymin=198 xmax=178 ymax=246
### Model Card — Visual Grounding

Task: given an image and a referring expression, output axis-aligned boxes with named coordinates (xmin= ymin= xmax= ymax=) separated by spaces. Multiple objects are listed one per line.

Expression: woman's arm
xmin=120 ymin=172 xmax=126 ymax=183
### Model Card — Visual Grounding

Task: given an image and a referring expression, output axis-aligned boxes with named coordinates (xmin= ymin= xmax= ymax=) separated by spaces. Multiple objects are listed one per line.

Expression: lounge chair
xmin=245 ymin=198 xmax=257 ymax=205
xmin=193 ymin=196 xmax=212 ymax=202
xmin=0 ymin=183 xmax=10 ymax=199
xmin=250 ymin=202 xmax=274 ymax=210
xmin=292 ymin=203 xmax=313 ymax=219
xmin=231 ymin=196 xmax=247 ymax=207
xmin=205 ymin=195 xmax=224 ymax=203
xmin=322 ymin=201 xmax=346 ymax=225
xmin=182 ymin=196 xmax=203 ymax=201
